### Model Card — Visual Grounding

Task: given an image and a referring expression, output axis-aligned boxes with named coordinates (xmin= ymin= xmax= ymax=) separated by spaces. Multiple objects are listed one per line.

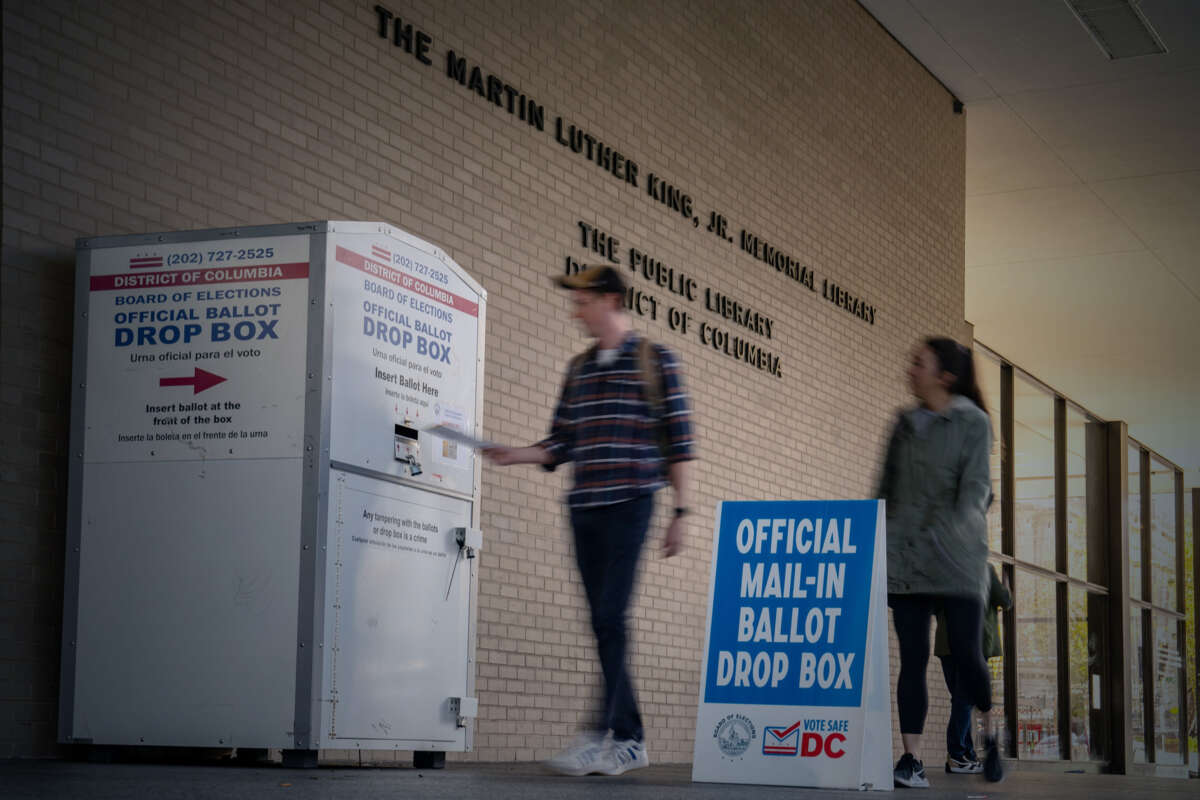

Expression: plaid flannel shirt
xmin=539 ymin=332 xmax=695 ymax=509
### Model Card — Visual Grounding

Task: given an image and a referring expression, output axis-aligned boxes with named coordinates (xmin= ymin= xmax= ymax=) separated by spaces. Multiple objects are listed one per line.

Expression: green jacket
xmin=935 ymin=565 xmax=1013 ymax=659
xmin=876 ymin=394 xmax=993 ymax=602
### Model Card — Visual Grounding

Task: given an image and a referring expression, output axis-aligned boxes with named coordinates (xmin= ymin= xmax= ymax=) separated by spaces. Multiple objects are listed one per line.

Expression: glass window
xmin=1016 ymin=570 xmax=1059 ymax=759
xmin=976 ymin=350 xmax=1004 ymax=554
xmin=1129 ymin=445 xmax=1143 ymax=601
xmin=1131 ymin=609 xmax=1147 ymax=763
xmin=986 ymin=560 xmax=1008 ymax=753
xmin=1065 ymin=407 xmax=1089 ymax=580
xmin=1014 ymin=376 xmax=1055 ymax=571
xmin=1185 ymin=490 xmax=1196 ymax=771
xmin=1068 ymin=587 xmax=1107 ymax=761
xmin=1150 ymin=460 xmax=1177 ymax=610
xmin=1153 ymin=614 xmax=1184 ymax=764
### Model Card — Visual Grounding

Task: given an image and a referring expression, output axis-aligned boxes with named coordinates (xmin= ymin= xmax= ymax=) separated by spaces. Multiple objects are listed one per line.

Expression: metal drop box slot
xmin=59 ymin=222 xmax=487 ymax=760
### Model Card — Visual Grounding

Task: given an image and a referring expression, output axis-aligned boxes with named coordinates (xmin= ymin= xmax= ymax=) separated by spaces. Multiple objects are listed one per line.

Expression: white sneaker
xmin=545 ymin=731 xmax=611 ymax=776
xmin=598 ymin=737 xmax=650 ymax=775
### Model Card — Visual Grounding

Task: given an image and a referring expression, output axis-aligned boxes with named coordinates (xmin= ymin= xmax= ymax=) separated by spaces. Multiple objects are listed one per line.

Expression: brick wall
xmin=1 ymin=0 xmax=966 ymax=762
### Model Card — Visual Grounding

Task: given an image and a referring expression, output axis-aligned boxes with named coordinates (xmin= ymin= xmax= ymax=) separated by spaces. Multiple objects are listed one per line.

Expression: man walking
xmin=486 ymin=265 xmax=695 ymax=776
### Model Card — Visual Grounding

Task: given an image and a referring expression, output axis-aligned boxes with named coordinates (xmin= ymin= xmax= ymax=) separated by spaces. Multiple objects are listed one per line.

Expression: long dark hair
xmin=925 ymin=337 xmax=987 ymax=413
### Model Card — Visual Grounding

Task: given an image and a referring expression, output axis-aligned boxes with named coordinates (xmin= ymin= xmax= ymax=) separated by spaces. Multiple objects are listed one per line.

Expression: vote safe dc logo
xmin=762 ymin=720 xmax=801 ymax=756
xmin=762 ymin=720 xmax=848 ymax=759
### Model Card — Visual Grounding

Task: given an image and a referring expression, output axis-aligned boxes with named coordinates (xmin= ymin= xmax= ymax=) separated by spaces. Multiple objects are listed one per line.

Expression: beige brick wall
xmin=1 ymin=0 xmax=967 ymax=763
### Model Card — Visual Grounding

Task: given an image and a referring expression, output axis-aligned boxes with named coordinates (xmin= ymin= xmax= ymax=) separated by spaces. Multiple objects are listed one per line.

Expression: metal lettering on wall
xmin=369 ymin=3 xmax=879 ymax=362
xmin=568 ymin=222 xmax=785 ymax=378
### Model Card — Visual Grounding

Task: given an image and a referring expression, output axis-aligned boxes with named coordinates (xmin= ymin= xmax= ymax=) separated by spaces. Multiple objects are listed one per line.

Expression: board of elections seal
xmin=713 ymin=713 xmax=755 ymax=759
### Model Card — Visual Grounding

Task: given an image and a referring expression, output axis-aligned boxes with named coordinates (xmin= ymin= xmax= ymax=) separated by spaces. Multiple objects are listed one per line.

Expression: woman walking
xmin=877 ymin=337 xmax=1003 ymax=787
xmin=934 ymin=564 xmax=1012 ymax=774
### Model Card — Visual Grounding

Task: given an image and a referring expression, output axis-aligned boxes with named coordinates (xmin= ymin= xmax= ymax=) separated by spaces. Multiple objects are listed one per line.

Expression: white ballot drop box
xmin=59 ymin=221 xmax=487 ymax=762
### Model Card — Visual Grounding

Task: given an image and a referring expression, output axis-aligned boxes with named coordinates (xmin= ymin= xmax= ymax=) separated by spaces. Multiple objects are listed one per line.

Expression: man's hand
xmin=483 ymin=446 xmax=520 ymax=466
xmin=483 ymin=445 xmax=550 ymax=466
xmin=663 ymin=460 xmax=691 ymax=558
xmin=662 ymin=515 xmax=684 ymax=558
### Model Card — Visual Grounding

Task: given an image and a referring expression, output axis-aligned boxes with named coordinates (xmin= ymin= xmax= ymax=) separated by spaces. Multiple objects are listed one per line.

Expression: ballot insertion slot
xmin=394 ymin=424 xmax=422 ymax=475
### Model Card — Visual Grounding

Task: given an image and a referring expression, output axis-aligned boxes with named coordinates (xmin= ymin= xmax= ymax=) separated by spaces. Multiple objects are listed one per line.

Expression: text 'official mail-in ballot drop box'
xmin=693 ymin=500 xmax=893 ymax=791
xmin=60 ymin=222 xmax=487 ymax=761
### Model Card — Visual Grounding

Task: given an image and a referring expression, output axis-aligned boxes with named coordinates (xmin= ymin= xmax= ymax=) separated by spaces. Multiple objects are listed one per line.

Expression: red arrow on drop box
xmin=159 ymin=368 xmax=227 ymax=394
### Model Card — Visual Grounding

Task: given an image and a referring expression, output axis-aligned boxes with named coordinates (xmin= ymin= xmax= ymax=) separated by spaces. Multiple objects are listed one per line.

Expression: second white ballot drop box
xmin=59 ymin=221 xmax=487 ymax=763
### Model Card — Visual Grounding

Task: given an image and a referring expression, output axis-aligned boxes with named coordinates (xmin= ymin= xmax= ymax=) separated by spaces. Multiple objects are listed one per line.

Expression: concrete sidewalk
xmin=3 ymin=760 xmax=1196 ymax=800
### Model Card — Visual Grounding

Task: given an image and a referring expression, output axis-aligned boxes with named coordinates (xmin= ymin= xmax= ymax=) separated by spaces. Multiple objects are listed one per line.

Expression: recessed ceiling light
xmin=1065 ymin=0 xmax=1168 ymax=59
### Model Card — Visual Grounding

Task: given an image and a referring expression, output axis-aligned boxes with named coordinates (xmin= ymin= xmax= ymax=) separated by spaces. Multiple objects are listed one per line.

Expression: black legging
xmin=890 ymin=594 xmax=992 ymax=736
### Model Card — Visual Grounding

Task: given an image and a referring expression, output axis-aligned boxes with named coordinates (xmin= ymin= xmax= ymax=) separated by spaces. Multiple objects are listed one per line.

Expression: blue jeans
xmin=570 ymin=494 xmax=653 ymax=742
xmin=940 ymin=656 xmax=977 ymax=761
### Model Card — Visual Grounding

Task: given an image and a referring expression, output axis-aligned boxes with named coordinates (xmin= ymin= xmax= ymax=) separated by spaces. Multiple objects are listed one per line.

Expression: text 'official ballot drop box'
xmin=59 ymin=222 xmax=487 ymax=760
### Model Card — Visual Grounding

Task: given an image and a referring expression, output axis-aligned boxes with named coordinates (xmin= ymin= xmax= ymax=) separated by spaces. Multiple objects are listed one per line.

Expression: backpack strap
xmin=636 ymin=337 xmax=670 ymax=458
xmin=636 ymin=337 xmax=664 ymax=416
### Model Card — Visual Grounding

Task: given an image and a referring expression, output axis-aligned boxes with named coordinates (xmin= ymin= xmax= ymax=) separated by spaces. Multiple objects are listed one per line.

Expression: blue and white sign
xmin=692 ymin=500 xmax=893 ymax=791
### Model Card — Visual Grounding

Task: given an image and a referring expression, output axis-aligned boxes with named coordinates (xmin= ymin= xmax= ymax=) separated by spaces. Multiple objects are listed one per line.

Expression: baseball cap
xmin=554 ymin=264 xmax=626 ymax=295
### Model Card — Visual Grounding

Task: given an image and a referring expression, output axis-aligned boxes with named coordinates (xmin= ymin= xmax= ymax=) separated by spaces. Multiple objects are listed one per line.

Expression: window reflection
xmin=1016 ymin=571 xmax=1058 ymax=759
xmin=1153 ymin=614 xmax=1184 ymax=764
xmin=1185 ymin=490 xmax=1196 ymax=771
xmin=1014 ymin=377 xmax=1054 ymax=571
xmin=1150 ymin=461 xmax=1176 ymax=610
xmin=976 ymin=350 xmax=1004 ymax=555
xmin=1131 ymin=609 xmax=1147 ymax=763
xmin=1068 ymin=587 xmax=1106 ymax=761
xmin=1129 ymin=445 xmax=1143 ymax=601
xmin=1065 ymin=408 xmax=1089 ymax=580
xmin=986 ymin=560 xmax=1008 ymax=754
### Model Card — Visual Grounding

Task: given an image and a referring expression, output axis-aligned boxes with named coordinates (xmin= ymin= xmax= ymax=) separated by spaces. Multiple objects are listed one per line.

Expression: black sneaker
xmin=945 ymin=754 xmax=982 ymax=773
xmin=982 ymin=735 xmax=1004 ymax=783
xmin=894 ymin=753 xmax=930 ymax=788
